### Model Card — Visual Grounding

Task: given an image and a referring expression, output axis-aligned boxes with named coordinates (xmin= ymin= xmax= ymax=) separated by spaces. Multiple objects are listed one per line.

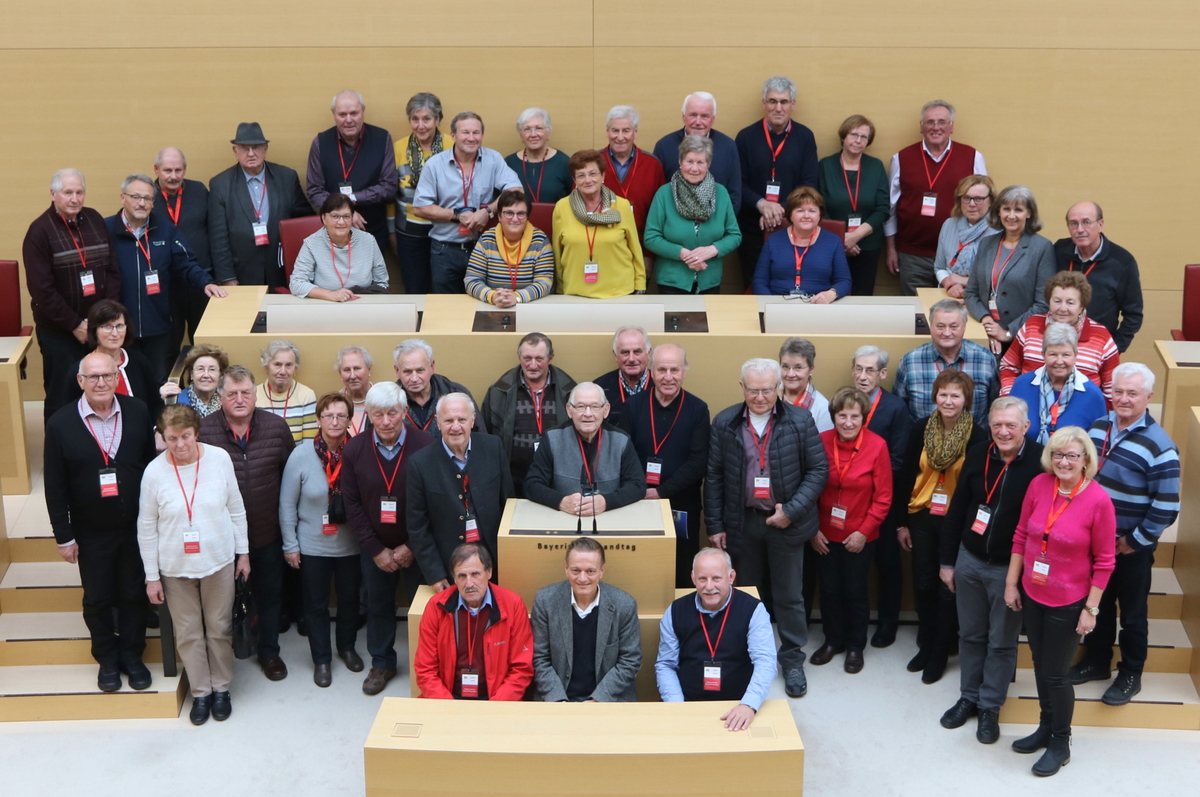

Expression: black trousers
xmin=395 ymin=227 xmax=433 ymax=294
xmin=1082 ymin=547 xmax=1154 ymax=677
xmin=249 ymin=539 xmax=285 ymax=660
xmin=168 ymin=283 xmax=210 ymax=351
xmin=845 ymin=247 xmax=882 ymax=296
xmin=36 ymin=324 xmax=89 ymax=423
xmin=817 ymin=540 xmax=875 ymax=651
xmin=1024 ymin=593 xmax=1086 ymax=735
xmin=909 ymin=509 xmax=958 ymax=655
xmin=360 ymin=551 xmax=425 ymax=671
xmin=300 ymin=554 xmax=362 ymax=665
xmin=77 ymin=531 xmax=148 ymax=666
xmin=736 ymin=223 xmax=761 ymax=290
xmin=671 ymin=500 xmax=702 ymax=589
xmin=873 ymin=517 xmax=904 ymax=626
xmin=133 ymin=333 xmax=176 ymax=388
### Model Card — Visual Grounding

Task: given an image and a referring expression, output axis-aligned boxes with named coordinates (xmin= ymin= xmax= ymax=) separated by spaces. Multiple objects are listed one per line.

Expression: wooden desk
xmin=364 ymin=697 xmax=804 ymax=797
xmin=1156 ymin=340 xmax=1200 ymax=470
xmin=0 ymin=336 xmax=32 ymax=495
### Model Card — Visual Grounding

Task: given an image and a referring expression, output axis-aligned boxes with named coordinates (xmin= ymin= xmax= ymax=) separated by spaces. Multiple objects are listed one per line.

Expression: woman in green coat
xmin=643 ymin=135 xmax=742 ymax=294
xmin=818 ymin=114 xmax=890 ymax=296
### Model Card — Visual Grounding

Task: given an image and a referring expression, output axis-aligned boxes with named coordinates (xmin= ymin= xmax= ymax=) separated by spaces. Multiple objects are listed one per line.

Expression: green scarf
xmin=406 ymin=131 xmax=444 ymax=186
xmin=923 ymin=409 xmax=974 ymax=471
xmin=669 ymin=169 xmax=716 ymax=222
xmin=569 ymin=186 xmax=622 ymax=226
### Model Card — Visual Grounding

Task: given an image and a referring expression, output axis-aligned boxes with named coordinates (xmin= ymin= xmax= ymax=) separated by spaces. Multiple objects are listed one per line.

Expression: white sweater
xmin=138 ymin=443 xmax=249 ymax=580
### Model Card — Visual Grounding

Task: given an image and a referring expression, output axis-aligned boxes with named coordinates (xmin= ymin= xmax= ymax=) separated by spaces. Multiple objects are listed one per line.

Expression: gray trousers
xmin=898 ymin=252 xmax=937 ymax=296
xmin=733 ymin=510 xmax=806 ymax=670
xmin=955 ymin=546 xmax=1022 ymax=710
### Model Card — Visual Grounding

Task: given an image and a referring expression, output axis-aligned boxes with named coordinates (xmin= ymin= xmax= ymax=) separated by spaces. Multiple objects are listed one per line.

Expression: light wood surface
xmin=0 ymin=336 xmax=31 ymax=495
xmin=1180 ymin=409 xmax=1200 ymax=697
xmin=0 ymin=479 xmax=9 ymax=590
xmin=1001 ymin=669 xmax=1200 ymax=731
xmin=1157 ymin=340 xmax=1200 ymax=472
xmin=0 ymin=663 xmax=186 ymax=723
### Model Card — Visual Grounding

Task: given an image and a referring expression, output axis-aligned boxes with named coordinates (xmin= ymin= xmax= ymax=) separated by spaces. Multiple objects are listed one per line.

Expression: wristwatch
xmin=485 ymin=206 xmax=495 ymax=219
xmin=1085 ymin=606 xmax=1100 ymax=616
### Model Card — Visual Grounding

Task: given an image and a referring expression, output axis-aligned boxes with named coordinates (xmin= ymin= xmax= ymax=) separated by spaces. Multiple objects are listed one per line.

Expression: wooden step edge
xmin=0 ymin=639 xmax=164 ymax=667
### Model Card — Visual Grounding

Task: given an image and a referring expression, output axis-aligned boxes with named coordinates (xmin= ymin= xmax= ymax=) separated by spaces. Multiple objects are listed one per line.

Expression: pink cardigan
xmin=1011 ymin=473 xmax=1116 ymax=607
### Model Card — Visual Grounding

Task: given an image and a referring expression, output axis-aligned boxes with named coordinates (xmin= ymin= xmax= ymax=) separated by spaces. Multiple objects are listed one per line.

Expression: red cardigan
xmin=415 ymin=584 xmax=534 ymax=701
xmin=817 ymin=428 xmax=893 ymax=543
xmin=603 ymin=148 xmax=665 ymax=240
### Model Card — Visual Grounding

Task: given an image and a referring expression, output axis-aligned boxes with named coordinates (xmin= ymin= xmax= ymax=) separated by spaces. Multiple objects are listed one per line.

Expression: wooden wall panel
xmin=1179 ymin=410 xmax=1200 ymax=695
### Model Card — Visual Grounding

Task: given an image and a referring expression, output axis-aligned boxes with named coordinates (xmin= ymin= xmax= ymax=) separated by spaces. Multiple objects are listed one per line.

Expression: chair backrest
xmin=529 ymin=202 xmax=555 ymax=240
xmin=1182 ymin=264 xmax=1200 ymax=340
xmin=819 ymin=218 xmax=847 ymax=241
xmin=279 ymin=216 xmax=323 ymax=280
xmin=0 ymin=260 xmax=23 ymax=337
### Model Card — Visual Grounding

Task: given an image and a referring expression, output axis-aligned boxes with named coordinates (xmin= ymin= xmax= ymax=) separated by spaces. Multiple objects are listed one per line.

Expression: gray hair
xmin=516 ymin=107 xmax=551 ymax=133
xmin=678 ymin=134 xmax=713 ymax=164
xmin=154 ymin=147 xmax=187 ymax=168
xmin=991 ymin=185 xmax=1043 ymax=233
xmin=51 ymin=169 xmax=86 ymax=193
xmin=692 ymin=547 xmax=732 ymax=572
xmin=606 ymin=105 xmax=640 ymax=129
xmin=331 ymin=89 xmax=365 ymax=111
xmin=612 ymin=325 xmax=651 ymax=355
xmin=779 ymin=338 xmax=816 ymax=367
xmin=451 ymin=111 xmax=484 ymax=135
xmin=1042 ymin=322 xmax=1079 ymax=353
xmin=681 ymin=91 xmax=717 ymax=116
xmin=853 ymin=344 xmax=890 ymax=370
xmin=651 ymin=343 xmax=689 ymax=369
xmin=929 ymin=298 xmax=968 ymax=325
xmin=406 ymin=92 xmax=443 ymax=121
xmin=568 ymin=382 xmax=608 ymax=406
xmin=990 ymin=395 xmax=1029 ymax=425
xmin=921 ymin=99 xmax=957 ymax=123
xmin=336 ymin=344 xmax=373 ymax=371
xmin=393 ymin=338 xmax=433 ymax=365
xmin=260 ymin=338 xmax=301 ymax=368
xmin=218 ymin=364 xmax=256 ymax=392
xmin=364 ymin=381 xmax=407 ymax=414
xmin=120 ymin=173 xmax=155 ymax=194
xmin=741 ymin=357 xmax=782 ymax=384
xmin=1112 ymin=362 xmax=1156 ymax=392
xmin=762 ymin=76 xmax=796 ymax=102
xmin=435 ymin=391 xmax=477 ymax=416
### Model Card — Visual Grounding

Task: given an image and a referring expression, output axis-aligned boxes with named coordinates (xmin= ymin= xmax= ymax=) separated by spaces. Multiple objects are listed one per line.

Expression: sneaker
xmin=1101 ymin=671 xmax=1142 ymax=706
xmin=784 ymin=667 xmax=807 ymax=698
xmin=1068 ymin=660 xmax=1110 ymax=685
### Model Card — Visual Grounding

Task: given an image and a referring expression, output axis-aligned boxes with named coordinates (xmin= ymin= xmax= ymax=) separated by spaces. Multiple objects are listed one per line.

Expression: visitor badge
xmin=921 ymin=193 xmax=938 ymax=216
xmin=972 ymin=506 xmax=992 ymax=534
xmin=645 ymin=457 xmax=663 ymax=486
xmin=183 ymin=531 xmax=200 ymax=554
xmin=830 ymin=505 xmax=847 ymax=530
xmin=765 ymin=181 xmax=781 ymax=203
xmin=380 ymin=496 xmax=397 ymax=524
xmin=754 ymin=476 xmax=770 ymax=499
xmin=80 ymin=270 xmax=96 ymax=296
xmin=339 ymin=182 xmax=356 ymax=201
xmin=1032 ymin=557 xmax=1050 ymax=586
xmin=253 ymin=222 xmax=269 ymax=246
xmin=459 ymin=668 xmax=479 ymax=699
xmin=465 ymin=514 xmax=479 ymax=543
xmin=847 ymin=215 xmax=862 ymax=230
xmin=584 ymin=261 xmax=600 ymax=283
xmin=930 ymin=488 xmax=949 ymax=516
xmin=322 ymin=513 xmax=338 ymax=535
xmin=703 ymin=661 xmax=722 ymax=691
xmin=144 ymin=270 xmax=160 ymax=295
xmin=99 ymin=468 xmax=118 ymax=497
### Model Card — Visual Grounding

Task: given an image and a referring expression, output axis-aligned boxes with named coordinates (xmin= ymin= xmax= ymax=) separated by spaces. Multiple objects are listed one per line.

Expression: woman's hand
xmin=284 ymin=551 xmax=301 ymax=569
xmin=1076 ymin=608 xmax=1097 ymax=636
xmin=235 ymin=554 xmax=251 ymax=580
xmin=809 ymin=289 xmax=838 ymax=305
xmin=811 ymin=531 xmax=830 ymax=555
xmin=146 ymin=580 xmax=165 ymax=605
xmin=1004 ymin=582 xmax=1022 ymax=613
xmin=897 ymin=526 xmax=912 ymax=551
xmin=844 ymin=243 xmax=861 ymax=257
xmin=159 ymin=381 xmax=181 ymax=400
xmin=491 ymin=288 xmax=518 ymax=309
xmin=844 ymin=531 xmax=867 ymax=554
xmin=946 ymin=282 xmax=965 ymax=299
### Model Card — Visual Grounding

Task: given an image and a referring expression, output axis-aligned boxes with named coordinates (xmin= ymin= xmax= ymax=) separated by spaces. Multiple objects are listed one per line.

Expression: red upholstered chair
xmin=0 ymin=260 xmax=33 ymax=337
xmin=278 ymin=216 xmax=323 ymax=294
xmin=528 ymin=202 xmax=555 ymax=240
xmin=1170 ymin=264 xmax=1200 ymax=340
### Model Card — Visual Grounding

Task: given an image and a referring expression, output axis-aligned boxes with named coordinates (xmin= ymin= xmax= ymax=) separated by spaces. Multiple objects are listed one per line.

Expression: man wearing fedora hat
xmin=209 ymin=122 xmax=311 ymax=289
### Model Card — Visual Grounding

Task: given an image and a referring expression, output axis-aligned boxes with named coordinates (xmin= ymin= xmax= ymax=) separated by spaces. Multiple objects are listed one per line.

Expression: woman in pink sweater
xmin=1005 ymin=426 xmax=1116 ymax=776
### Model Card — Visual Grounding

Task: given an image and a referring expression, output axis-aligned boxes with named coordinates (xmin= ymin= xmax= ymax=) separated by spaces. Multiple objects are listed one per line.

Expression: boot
xmin=1012 ymin=712 xmax=1052 ymax=754
xmin=1032 ymin=732 xmax=1071 ymax=777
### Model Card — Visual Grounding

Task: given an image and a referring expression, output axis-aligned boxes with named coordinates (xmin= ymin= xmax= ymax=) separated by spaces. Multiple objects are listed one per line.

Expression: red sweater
xmin=999 ymin=314 xmax=1120 ymax=404
xmin=817 ymin=429 xmax=893 ymax=543
xmin=603 ymin=148 xmax=665 ymax=241
xmin=895 ymin=141 xmax=977 ymax=257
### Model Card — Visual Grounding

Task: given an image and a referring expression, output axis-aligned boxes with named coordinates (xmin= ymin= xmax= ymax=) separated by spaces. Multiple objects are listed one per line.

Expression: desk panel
xmin=0 ymin=336 xmax=32 ymax=495
xmin=1157 ymin=340 xmax=1200 ymax=471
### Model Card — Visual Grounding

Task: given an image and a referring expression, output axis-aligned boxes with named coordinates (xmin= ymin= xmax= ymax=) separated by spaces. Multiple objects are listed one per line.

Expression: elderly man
xmin=413 ymin=112 xmax=521 ymax=294
xmin=884 ymin=100 xmax=988 ymax=295
xmin=198 ymin=365 xmax=297 ymax=681
xmin=256 ymin=339 xmax=317 ymax=443
xmin=620 ymin=344 xmax=711 ymax=587
xmin=531 ymin=536 xmax=641 ymax=702
xmin=106 ymin=174 xmax=226 ymax=383
xmin=1053 ymin=202 xmax=1143 ymax=353
xmin=44 ymin=352 xmax=157 ymax=692
xmin=22 ymin=168 xmax=121 ymax=421
xmin=653 ymin=92 xmax=742 ymax=213
xmin=593 ymin=326 xmax=653 ymax=426
xmin=734 ymin=76 xmax=819 ymax=287
xmin=1071 ymin=364 xmax=1180 ymax=706
xmin=893 ymin=298 xmax=999 ymax=426
xmin=305 ymin=89 xmax=398 ymax=259
xmin=407 ymin=392 xmax=513 ymax=592
xmin=706 ymin=358 xmax=827 ymax=699
xmin=524 ymin=382 xmax=645 ymax=523
xmin=208 ymin=122 xmax=311 ymax=290
xmin=848 ymin=345 xmax=912 ymax=647
xmin=337 ymin=344 xmax=374 ymax=437
xmin=601 ymin=105 xmax=666 ymax=241
xmin=482 ymin=332 xmax=577 ymax=496
xmin=152 ymin=147 xmax=211 ymax=350
xmin=340 ymin=381 xmax=435 ymax=695
xmin=393 ymin=338 xmax=478 ymax=437
xmin=656 ymin=548 xmax=776 ymax=730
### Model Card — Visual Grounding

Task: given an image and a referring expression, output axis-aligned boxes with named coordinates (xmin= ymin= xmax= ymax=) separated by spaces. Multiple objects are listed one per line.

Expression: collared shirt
xmin=892 ymin=340 xmax=998 ymax=427
xmin=883 ymin=139 xmax=989 ymax=237
xmin=570 ymin=583 xmax=601 ymax=619
xmin=456 ymin=586 xmax=495 ymax=617
xmin=243 ymin=167 xmax=269 ymax=226
xmin=1088 ymin=411 xmax=1181 ymax=549
xmin=374 ymin=426 xmax=408 ymax=461
xmin=77 ymin=394 xmax=123 ymax=456
xmin=608 ymin=147 xmax=634 ymax=182
xmin=1073 ymin=235 xmax=1108 ymax=268
xmin=620 ymin=369 xmax=650 ymax=397
xmin=120 ymin=210 xmax=146 ymax=239
xmin=412 ymin=147 xmax=521 ymax=243
xmin=441 ymin=438 xmax=472 ymax=471
xmin=655 ymin=591 xmax=776 ymax=711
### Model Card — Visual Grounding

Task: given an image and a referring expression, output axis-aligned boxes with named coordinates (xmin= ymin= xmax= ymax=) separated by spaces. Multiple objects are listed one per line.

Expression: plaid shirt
xmin=893 ymin=340 xmax=999 ymax=427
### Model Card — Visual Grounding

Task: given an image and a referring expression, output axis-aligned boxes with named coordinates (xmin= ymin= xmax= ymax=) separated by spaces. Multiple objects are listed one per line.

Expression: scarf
xmin=923 ymin=409 xmax=974 ymax=471
xmin=569 ymin=186 xmax=622 ymax=226
xmin=1036 ymin=366 xmax=1076 ymax=444
xmin=669 ymin=169 xmax=717 ymax=222
xmin=406 ymin=131 xmax=444 ymax=187
xmin=947 ymin=216 xmax=995 ymax=276
xmin=187 ymin=385 xmax=221 ymax=418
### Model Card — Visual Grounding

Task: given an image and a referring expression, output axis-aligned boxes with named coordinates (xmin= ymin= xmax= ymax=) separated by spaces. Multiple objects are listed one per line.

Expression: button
xmin=459 ymin=515 xmax=464 ymax=520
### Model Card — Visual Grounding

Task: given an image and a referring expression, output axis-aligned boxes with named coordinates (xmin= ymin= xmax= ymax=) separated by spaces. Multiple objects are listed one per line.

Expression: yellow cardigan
xmin=551 ymin=196 xmax=646 ymax=298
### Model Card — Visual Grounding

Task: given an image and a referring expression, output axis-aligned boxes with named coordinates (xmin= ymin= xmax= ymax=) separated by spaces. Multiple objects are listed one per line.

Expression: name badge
xmin=532 ymin=441 xmax=540 ymax=452
xmin=929 ymin=488 xmax=949 ymax=516
xmin=183 ymin=530 xmax=200 ymax=554
xmin=921 ymin=193 xmax=938 ymax=217
xmin=645 ymin=457 xmax=663 ymax=486
xmin=80 ymin=270 xmax=96 ymax=296
xmin=847 ymin=215 xmax=862 ymax=230
xmin=253 ymin=222 xmax=269 ymax=246
xmin=583 ymin=261 xmax=600 ymax=284
xmin=321 ymin=513 xmax=338 ymax=536
xmin=703 ymin=661 xmax=722 ymax=691
xmin=339 ymin=182 xmax=356 ymax=201
xmin=972 ymin=506 xmax=992 ymax=534
xmin=99 ymin=468 xmax=119 ymax=497
xmin=380 ymin=496 xmax=397 ymax=524
xmin=1031 ymin=557 xmax=1051 ymax=586
xmin=144 ymin=270 xmax=161 ymax=295
xmin=753 ymin=475 xmax=770 ymax=499
xmin=465 ymin=514 xmax=480 ymax=543
xmin=765 ymin=181 xmax=781 ymax=203
xmin=830 ymin=505 xmax=847 ymax=530
xmin=459 ymin=668 xmax=480 ymax=699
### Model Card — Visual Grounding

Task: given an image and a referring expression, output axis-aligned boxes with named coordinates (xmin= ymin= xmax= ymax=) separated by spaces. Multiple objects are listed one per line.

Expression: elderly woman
xmin=1010 ymin=323 xmax=1108 ymax=444
xmin=78 ymin=299 xmax=162 ymax=419
xmin=778 ymin=337 xmax=833 ymax=432
xmin=552 ymin=149 xmax=646 ymax=298
xmin=643 ymin=135 xmax=741 ymax=294
xmin=504 ymin=108 xmax=572 ymax=205
xmin=751 ymin=186 xmax=851 ymax=300
xmin=159 ymin=343 xmax=228 ymax=418
xmin=290 ymin=194 xmax=388 ymax=302
xmin=336 ymin=345 xmax=374 ymax=437
xmin=965 ymin=185 xmax=1056 ymax=354
xmin=811 ymin=387 xmax=893 ymax=673
xmin=893 ymin=368 xmax=988 ymax=684
xmin=933 ymin=175 xmax=997 ymax=299
xmin=464 ymin=188 xmax=555 ymax=306
xmin=1006 ymin=427 xmax=1115 ymax=776
xmin=817 ymin=115 xmax=890 ymax=296
xmin=280 ymin=392 xmax=362 ymax=687
xmin=256 ymin=339 xmax=318 ymax=443
xmin=138 ymin=405 xmax=249 ymax=725
xmin=395 ymin=92 xmax=449 ymax=294
xmin=1000 ymin=270 xmax=1120 ymax=403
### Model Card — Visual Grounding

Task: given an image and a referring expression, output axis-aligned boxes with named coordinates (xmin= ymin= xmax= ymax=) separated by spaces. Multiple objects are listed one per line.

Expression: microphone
xmin=501 ymin=313 xmax=511 ymax=330
xmin=576 ymin=484 xmax=599 ymax=535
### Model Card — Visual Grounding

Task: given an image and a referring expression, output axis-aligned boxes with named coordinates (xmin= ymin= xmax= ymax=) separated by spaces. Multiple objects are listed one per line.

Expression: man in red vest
xmin=884 ymin=101 xmax=987 ymax=295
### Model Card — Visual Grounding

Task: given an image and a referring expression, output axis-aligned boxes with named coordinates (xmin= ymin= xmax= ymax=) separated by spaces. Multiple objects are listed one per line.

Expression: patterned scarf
xmin=187 ymin=385 xmax=221 ymax=418
xmin=947 ymin=216 xmax=995 ymax=276
xmin=569 ymin=186 xmax=622 ymax=226
xmin=923 ymin=409 xmax=974 ymax=471
xmin=313 ymin=434 xmax=345 ymax=496
xmin=669 ymin=169 xmax=717 ymax=222
xmin=406 ymin=131 xmax=444 ymax=187
xmin=1036 ymin=366 xmax=1076 ymax=444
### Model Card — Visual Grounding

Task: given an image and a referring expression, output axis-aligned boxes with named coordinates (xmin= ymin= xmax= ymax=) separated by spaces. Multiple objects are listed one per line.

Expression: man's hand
xmin=721 ymin=704 xmax=757 ymax=732
xmin=885 ymin=238 xmax=899 ymax=275
xmin=946 ymin=282 xmax=965 ymax=299
xmin=373 ymin=549 xmax=399 ymax=572
xmin=644 ymin=488 xmax=660 ymax=500
xmin=559 ymin=492 xmax=584 ymax=515
xmin=58 ymin=543 xmax=79 ymax=564
xmin=146 ymin=580 xmax=165 ymax=605
xmin=707 ymin=532 xmax=727 ymax=550
xmin=352 ymin=211 xmax=368 ymax=231
xmin=939 ymin=566 xmax=956 ymax=593
xmin=756 ymin=199 xmax=785 ymax=230
xmin=221 ymin=279 xmax=240 ymax=287
xmin=581 ymin=493 xmax=607 ymax=516
xmin=465 ymin=209 xmax=489 ymax=233
xmin=392 ymin=544 xmax=415 ymax=568
xmin=234 ymin=553 xmax=251 ymax=579
xmin=1117 ymin=536 xmax=1135 ymax=555
xmin=765 ymin=503 xmax=791 ymax=529
xmin=204 ymin=284 xmax=229 ymax=298
xmin=810 ymin=531 xmax=830 ymax=556
xmin=897 ymin=526 xmax=912 ymax=551
xmin=284 ymin=551 xmax=301 ymax=569
xmin=430 ymin=579 xmax=450 ymax=592
xmin=72 ymin=321 xmax=89 ymax=344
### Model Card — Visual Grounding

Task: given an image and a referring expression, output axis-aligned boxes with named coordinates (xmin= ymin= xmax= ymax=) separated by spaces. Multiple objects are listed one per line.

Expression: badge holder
xmin=459 ymin=667 xmax=480 ymax=699
xmin=465 ymin=512 xmax=480 ymax=543
xmin=99 ymin=468 xmax=119 ymax=498
xmin=645 ymin=457 xmax=663 ymax=486
xmin=703 ymin=661 xmax=722 ymax=692
xmin=253 ymin=222 xmax=269 ymax=246
xmin=972 ymin=506 xmax=992 ymax=534
xmin=339 ymin=182 xmax=357 ymax=202
xmin=847 ymin=215 xmax=862 ymax=230
xmin=753 ymin=475 xmax=771 ymax=500
xmin=380 ymin=495 xmax=398 ymax=524
xmin=921 ymin=193 xmax=938 ymax=217
xmin=1031 ymin=556 xmax=1050 ymax=586
xmin=144 ymin=269 xmax=161 ymax=295
xmin=80 ymin=270 xmax=96 ymax=296
xmin=583 ymin=261 xmax=600 ymax=284
xmin=929 ymin=486 xmax=949 ymax=516
xmin=321 ymin=513 xmax=338 ymax=535
xmin=830 ymin=505 xmax=847 ymax=530
xmin=765 ymin=180 xmax=781 ymax=204
xmin=183 ymin=530 xmax=200 ymax=554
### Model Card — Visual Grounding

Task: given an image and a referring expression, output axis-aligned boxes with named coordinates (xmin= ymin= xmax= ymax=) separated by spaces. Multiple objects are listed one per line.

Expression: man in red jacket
xmin=415 ymin=543 xmax=533 ymax=700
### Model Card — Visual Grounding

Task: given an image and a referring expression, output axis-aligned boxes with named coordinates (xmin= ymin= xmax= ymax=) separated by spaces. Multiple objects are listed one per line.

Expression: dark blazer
xmin=965 ymin=231 xmax=1056 ymax=336
xmin=406 ymin=432 xmax=514 ymax=584
xmin=531 ymin=580 xmax=641 ymax=702
xmin=208 ymin=161 xmax=311 ymax=285
xmin=152 ymin=178 xmax=211 ymax=275
xmin=867 ymin=387 xmax=912 ymax=473
xmin=341 ymin=427 xmax=435 ymax=558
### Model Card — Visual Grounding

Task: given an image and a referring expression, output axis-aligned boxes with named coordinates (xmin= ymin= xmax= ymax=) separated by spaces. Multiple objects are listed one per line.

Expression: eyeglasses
xmin=1051 ymin=452 xmax=1084 ymax=462
xmin=98 ymin=323 xmax=127 ymax=334
xmin=1066 ymin=219 xmax=1098 ymax=230
xmin=500 ymin=210 xmax=528 ymax=220
xmin=852 ymin=365 xmax=879 ymax=375
xmin=961 ymin=195 xmax=991 ymax=205
xmin=575 ymin=171 xmax=602 ymax=180
xmin=520 ymin=125 xmax=547 ymax=135
xmin=320 ymin=413 xmax=349 ymax=422
xmin=327 ymin=213 xmax=353 ymax=223
xmin=921 ymin=120 xmax=951 ymax=128
xmin=122 ymin=193 xmax=154 ymax=205
xmin=845 ymin=132 xmax=870 ymax=141
xmin=742 ymin=388 xmax=778 ymax=398
xmin=82 ymin=373 xmax=118 ymax=384
xmin=570 ymin=403 xmax=606 ymax=413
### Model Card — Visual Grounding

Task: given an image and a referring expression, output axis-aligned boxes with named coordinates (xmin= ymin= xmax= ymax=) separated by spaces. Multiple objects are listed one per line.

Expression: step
xmin=0 ymin=612 xmax=163 ymax=666
xmin=0 ymin=562 xmax=83 ymax=613
xmin=1148 ymin=567 xmax=1184 ymax=620
xmin=0 ymin=662 xmax=187 ymax=722
xmin=1157 ymin=522 xmax=1177 ymax=569
xmin=1017 ymin=618 xmax=1192 ymax=673
xmin=7 ymin=536 xmax=60 ymax=564
xmin=1001 ymin=669 xmax=1200 ymax=730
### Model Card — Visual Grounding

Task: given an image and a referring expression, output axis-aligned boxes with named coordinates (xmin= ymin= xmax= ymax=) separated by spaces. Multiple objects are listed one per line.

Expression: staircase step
xmin=1148 ymin=567 xmax=1183 ymax=619
xmin=0 ymin=562 xmax=82 ymax=613
xmin=1001 ymin=669 xmax=1200 ymax=730
xmin=8 ymin=536 xmax=61 ymax=563
xmin=0 ymin=612 xmax=163 ymax=666
xmin=0 ymin=662 xmax=186 ymax=722
xmin=1018 ymin=618 xmax=1192 ymax=673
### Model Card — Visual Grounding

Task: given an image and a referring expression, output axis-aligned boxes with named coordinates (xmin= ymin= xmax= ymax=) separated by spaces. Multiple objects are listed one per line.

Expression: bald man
xmin=152 ymin=147 xmax=212 ymax=349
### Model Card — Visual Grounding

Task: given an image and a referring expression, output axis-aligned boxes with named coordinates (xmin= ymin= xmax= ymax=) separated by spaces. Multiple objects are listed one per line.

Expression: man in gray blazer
xmin=531 ymin=536 xmax=641 ymax=702
xmin=208 ymin=122 xmax=313 ymax=290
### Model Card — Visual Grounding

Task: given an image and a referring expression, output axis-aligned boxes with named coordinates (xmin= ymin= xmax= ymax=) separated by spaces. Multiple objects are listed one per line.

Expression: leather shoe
xmin=844 ymin=650 xmax=864 ymax=674
xmin=922 ymin=653 xmax=948 ymax=684
xmin=940 ymin=697 xmax=977 ymax=729
xmin=1068 ymin=660 xmax=1110 ymax=685
xmin=338 ymin=648 xmax=365 ymax=673
xmin=119 ymin=659 xmax=152 ymax=691
xmin=906 ymin=649 xmax=930 ymax=673
xmin=211 ymin=690 xmax=231 ymax=721
xmin=1101 ymin=671 xmax=1142 ymax=706
xmin=189 ymin=695 xmax=211 ymax=725
xmin=870 ymin=622 xmax=897 ymax=648
xmin=976 ymin=708 xmax=1000 ymax=744
xmin=784 ymin=667 xmax=807 ymax=698
xmin=97 ymin=663 xmax=122 ymax=693
xmin=810 ymin=643 xmax=845 ymax=666
xmin=314 ymin=663 xmax=332 ymax=688
xmin=260 ymin=656 xmax=288 ymax=681
xmin=362 ymin=667 xmax=396 ymax=696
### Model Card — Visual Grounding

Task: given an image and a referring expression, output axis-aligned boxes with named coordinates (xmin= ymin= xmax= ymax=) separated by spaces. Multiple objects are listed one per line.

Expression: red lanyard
xmin=1041 ymin=478 xmax=1085 ymax=555
xmin=1098 ymin=423 xmax=1115 ymax=467
xmin=267 ymin=383 xmax=296 ymax=420
xmin=577 ymin=429 xmax=603 ymax=487
xmin=947 ymin=239 xmax=970 ymax=270
xmin=320 ymin=441 xmax=344 ymax=489
xmin=790 ymin=227 xmax=818 ymax=290
xmin=170 ymin=450 xmax=201 ymax=525
xmin=122 ymin=217 xmax=152 ymax=266
xmin=840 ymin=159 xmax=861 ymax=212
xmin=251 ymin=173 xmax=268 ymax=221
xmin=982 ymin=444 xmax=1012 ymax=504
xmin=1049 ymin=396 xmax=1062 ymax=428
xmin=500 ymin=234 xmax=527 ymax=291
xmin=163 ymin=184 xmax=183 ymax=225
xmin=338 ymin=137 xmax=362 ymax=182
xmin=604 ymin=149 xmax=639 ymax=198
xmin=520 ymin=150 xmax=547 ymax=203
xmin=649 ymin=391 xmax=685 ymax=455
xmin=462 ymin=474 xmax=471 ymax=514
xmin=1068 ymin=258 xmax=1097 ymax=277
xmin=864 ymin=389 xmax=882 ymax=427
xmin=408 ymin=411 xmax=436 ymax=432
xmin=527 ymin=381 xmax=545 ymax=434
xmin=921 ymin=144 xmax=952 ymax=191
xmin=832 ymin=429 xmax=864 ymax=488
xmin=990 ymin=242 xmax=1018 ymax=292
xmin=750 ymin=417 xmax=773 ymax=474
xmin=84 ymin=415 xmax=118 ymax=467
xmin=699 ymin=600 xmax=732 ymax=660
xmin=584 ymin=198 xmax=603 ymax=260
xmin=459 ymin=158 xmax=476 ymax=209
xmin=373 ymin=437 xmax=406 ymax=493
xmin=330 ymin=238 xmax=353 ymax=288
xmin=762 ymin=119 xmax=791 ymax=181
xmin=618 ymin=372 xmax=646 ymax=403
xmin=461 ymin=603 xmax=481 ymax=665
xmin=228 ymin=420 xmax=250 ymax=445
xmin=59 ymin=214 xmax=89 ymax=271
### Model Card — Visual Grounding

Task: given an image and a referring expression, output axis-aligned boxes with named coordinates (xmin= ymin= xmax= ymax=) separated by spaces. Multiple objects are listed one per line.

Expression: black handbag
xmin=327 ymin=493 xmax=347 ymax=524
xmin=231 ymin=574 xmax=259 ymax=660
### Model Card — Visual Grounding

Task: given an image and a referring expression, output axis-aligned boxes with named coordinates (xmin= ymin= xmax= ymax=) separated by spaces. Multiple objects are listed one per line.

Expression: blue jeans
xmin=429 ymin=239 xmax=473 ymax=294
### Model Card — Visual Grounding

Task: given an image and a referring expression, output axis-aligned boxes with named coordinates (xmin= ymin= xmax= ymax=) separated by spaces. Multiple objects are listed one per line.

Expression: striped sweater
xmin=256 ymin=382 xmax=317 ymax=443
xmin=464 ymin=226 xmax=555 ymax=303
xmin=1000 ymin=313 xmax=1119 ymax=403
xmin=1087 ymin=412 xmax=1180 ymax=551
